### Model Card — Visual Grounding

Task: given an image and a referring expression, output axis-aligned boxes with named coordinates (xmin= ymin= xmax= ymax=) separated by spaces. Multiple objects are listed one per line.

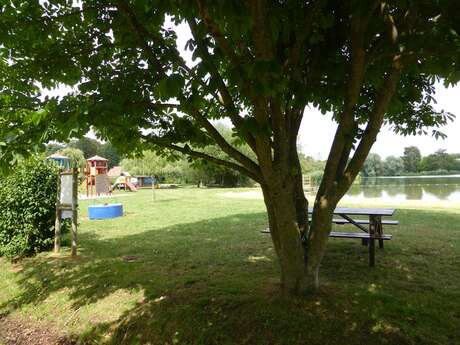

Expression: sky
xmin=299 ymin=83 xmax=460 ymax=160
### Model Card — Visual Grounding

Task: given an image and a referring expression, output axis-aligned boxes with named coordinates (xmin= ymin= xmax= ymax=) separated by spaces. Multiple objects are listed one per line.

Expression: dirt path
xmin=0 ymin=317 xmax=75 ymax=345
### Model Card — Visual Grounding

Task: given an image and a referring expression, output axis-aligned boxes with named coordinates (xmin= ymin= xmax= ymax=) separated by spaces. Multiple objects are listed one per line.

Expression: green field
xmin=1 ymin=188 xmax=459 ymax=345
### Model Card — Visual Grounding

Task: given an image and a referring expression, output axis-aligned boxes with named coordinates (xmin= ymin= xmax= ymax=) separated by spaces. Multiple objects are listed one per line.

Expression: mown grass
xmin=0 ymin=187 xmax=459 ymax=345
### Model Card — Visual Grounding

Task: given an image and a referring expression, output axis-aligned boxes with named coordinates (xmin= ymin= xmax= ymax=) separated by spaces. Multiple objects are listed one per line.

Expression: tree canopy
xmin=1 ymin=1 xmax=458 ymax=168
xmin=1 ymin=1 xmax=459 ymax=294
xmin=68 ymin=137 xmax=101 ymax=159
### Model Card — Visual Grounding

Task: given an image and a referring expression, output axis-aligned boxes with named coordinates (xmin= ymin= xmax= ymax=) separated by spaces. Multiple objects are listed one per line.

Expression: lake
xmin=346 ymin=175 xmax=460 ymax=203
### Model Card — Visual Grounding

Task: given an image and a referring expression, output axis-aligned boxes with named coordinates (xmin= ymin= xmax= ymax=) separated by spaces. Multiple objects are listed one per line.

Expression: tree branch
xmin=187 ymin=107 xmax=261 ymax=176
xmin=270 ymin=98 xmax=293 ymax=167
xmin=317 ymin=13 xmax=368 ymax=196
xmin=143 ymin=135 xmax=262 ymax=182
xmin=195 ymin=0 xmax=249 ymax=70
xmin=116 ymin=0 xmax=166 ymax=75
xmin=249 ymin=0 xmax=274 ymax=60
xmin=187 ymin=18 xmax=257 ymax=151
xmin=285 ymin=1 xmax=322 ymax=70
xmin=337 ymin=64 xmax=402 ymax=197
xmin=115 ymin=1 xmax=261 ymax=181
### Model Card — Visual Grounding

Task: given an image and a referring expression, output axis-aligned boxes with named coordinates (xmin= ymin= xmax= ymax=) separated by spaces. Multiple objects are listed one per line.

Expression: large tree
xmin=402 ymin=146 xmax=422 ymax=173
xmin=68 ymin=137 xmax=102 ymax=159
xmin=382 ymin=155 xmax=404 ymax=176
xmin=419 ymin=149 xmax=459 ymax=172
xmin=99 ymin=141 xmax=122 ymax=168
xmin=361 ymin=153 xmax=384 ymax=177
xmin=1 ymin=1 xmax=459 ymax=294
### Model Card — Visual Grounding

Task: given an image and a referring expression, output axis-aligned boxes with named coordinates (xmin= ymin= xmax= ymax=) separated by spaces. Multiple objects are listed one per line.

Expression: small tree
xmin=121 ymin=150 xmax=185 ymax=182
xmin=299 ymin=154 xmax=325 ymax=176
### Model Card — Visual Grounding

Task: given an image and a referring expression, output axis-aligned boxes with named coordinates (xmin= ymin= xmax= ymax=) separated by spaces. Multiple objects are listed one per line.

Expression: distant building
xmin=136 ymin=176 xmax=154 ymax=187
xmin=47 ymin=153 xmax=70 ymax=169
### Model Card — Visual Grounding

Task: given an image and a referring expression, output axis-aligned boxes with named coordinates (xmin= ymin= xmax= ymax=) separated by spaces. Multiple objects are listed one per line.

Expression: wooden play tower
xmin=85 ymin=155 xmax=109 ymax=197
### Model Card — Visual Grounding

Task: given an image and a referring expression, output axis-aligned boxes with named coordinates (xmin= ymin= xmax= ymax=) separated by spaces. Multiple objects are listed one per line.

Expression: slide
xmin=125 ymin=181 xmax=138 ymax=192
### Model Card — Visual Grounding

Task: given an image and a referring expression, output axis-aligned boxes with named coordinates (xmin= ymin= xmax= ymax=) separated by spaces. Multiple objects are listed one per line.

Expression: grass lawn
xmin=0 ymin=187 xmax=459 ymax=345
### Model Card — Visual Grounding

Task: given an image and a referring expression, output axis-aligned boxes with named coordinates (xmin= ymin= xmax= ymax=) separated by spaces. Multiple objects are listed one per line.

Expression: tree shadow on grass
xmin=2 ymin=208 xmax=459 ymax=344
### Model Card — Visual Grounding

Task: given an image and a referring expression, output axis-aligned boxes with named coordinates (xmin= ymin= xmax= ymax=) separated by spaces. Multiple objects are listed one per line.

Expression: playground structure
xmin=112 ymin=172 xmax=138 ymax=192
xmin=85 ymin=155 xmax=111 ymax=197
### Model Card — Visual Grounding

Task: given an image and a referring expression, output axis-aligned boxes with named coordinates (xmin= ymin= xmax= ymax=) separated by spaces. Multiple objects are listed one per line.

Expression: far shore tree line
xmin=362 ymin=146 xmax=460 ymax=177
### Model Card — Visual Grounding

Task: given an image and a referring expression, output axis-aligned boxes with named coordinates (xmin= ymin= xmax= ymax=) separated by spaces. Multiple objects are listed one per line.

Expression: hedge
xmin=0 ymin=158 xmax=67 ymax=258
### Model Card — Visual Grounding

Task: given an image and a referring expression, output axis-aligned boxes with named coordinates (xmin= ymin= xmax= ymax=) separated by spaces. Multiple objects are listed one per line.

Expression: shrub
xmin=0 ymin=158 xmax=67 ymax=258
xmin=308 ymin=171 xmax=324 ymax=185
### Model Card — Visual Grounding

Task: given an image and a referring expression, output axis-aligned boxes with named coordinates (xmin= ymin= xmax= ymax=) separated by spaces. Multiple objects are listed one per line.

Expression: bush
xmin=308 ymin=170 xmax=324 ymax=185
xmin=0 ymin=158 xmax=67 ymax=258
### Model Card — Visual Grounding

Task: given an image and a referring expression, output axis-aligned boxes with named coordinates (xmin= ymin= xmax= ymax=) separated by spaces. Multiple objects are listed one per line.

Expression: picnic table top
xmin=307 ymin=207 xmax=396 ymax=216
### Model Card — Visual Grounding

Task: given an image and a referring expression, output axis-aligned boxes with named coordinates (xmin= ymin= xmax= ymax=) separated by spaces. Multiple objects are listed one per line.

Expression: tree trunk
xmin=261 ymin=171 xmax=340 ymax=294
xmin=261 ymin=178 xmax=310 ymax=295
xmin=306 ymin=195 xmax=335 ymax=289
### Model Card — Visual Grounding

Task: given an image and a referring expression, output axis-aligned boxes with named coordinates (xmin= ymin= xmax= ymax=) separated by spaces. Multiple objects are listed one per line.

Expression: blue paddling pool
xmin=88 ymin=203 xmax=123 ymax=220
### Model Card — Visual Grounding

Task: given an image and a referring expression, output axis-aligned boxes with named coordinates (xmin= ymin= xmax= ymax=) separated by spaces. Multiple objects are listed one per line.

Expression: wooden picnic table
xmin=262 ymin=207 xmax=398 ymax=266
xmin=307 ymin=207 xmax=397 ymax=267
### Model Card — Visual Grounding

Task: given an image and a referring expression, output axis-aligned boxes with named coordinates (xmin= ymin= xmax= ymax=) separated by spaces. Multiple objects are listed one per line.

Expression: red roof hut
xmin=86 ymin=155 xmax=108 ymax=176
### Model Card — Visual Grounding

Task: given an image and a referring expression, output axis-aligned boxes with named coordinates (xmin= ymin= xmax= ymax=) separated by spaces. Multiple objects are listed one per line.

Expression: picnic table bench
xmin=262 ymin=207 xmax=398 ymax=267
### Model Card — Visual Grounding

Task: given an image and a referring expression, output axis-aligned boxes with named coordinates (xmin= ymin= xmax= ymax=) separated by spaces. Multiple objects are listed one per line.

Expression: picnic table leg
xmin=378 ymin=223 xmax=384 ymax=249
xmin=369 ymin=215 xmax=376 ymax=267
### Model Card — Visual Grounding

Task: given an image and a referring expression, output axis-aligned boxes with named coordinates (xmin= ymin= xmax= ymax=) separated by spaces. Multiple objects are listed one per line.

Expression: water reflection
xmin=346 ymin=176 xmax=460 ymax=202
xmin=404 ymin=185 xmax=423 ymax=200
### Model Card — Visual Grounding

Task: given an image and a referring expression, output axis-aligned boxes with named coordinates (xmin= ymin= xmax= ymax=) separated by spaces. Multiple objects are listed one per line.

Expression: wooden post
xmin=54 ymin=172 xmax=62 ymax=253
xmin=71 ymin=168 xmax=78 ymax=257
